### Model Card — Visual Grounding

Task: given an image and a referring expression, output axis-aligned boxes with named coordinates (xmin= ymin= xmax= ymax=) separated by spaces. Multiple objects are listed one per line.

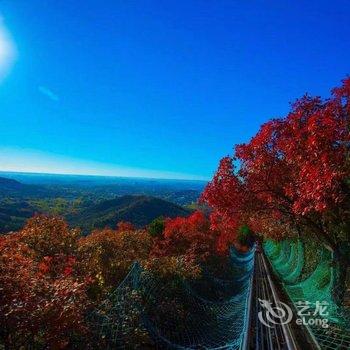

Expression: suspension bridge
xmin=90 ymin=240 xmax=350 ymax=349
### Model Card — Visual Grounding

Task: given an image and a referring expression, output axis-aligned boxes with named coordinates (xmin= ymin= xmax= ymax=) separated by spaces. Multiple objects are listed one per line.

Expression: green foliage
xmin=237 ymin=225 xmax=255 ymax=247
xmin=148 ymin=217 xmax=165 ymax=237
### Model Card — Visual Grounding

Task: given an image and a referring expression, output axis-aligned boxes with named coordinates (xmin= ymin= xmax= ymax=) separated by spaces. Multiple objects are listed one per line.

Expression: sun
xmin=0 ymin=16 xmax=16 ymax=82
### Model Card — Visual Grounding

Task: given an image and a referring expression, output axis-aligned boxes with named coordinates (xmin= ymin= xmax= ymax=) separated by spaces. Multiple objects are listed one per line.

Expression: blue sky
xmin=0 ymin=1 xmax=349 ymax=180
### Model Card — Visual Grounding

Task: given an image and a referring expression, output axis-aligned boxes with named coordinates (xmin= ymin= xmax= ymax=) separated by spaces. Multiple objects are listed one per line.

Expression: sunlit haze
xmin=0 ymin=15 xmax=16 ymax=82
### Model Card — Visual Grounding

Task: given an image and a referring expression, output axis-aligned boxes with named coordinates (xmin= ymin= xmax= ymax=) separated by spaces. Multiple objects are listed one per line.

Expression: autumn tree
xmin=78 ymin=227 xmax=153 ymax=298
xmin=202 ymin=78 xmax=350 ymax=265
xmin=0 ymin=216 xmax=91 ymax=349
xmin=149 ymin=211 xmax=218 ymax=277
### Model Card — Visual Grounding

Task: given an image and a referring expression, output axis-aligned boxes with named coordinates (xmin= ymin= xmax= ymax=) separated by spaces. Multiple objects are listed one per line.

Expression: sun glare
xmin=0 ymin=15 xmax=16 ymax=82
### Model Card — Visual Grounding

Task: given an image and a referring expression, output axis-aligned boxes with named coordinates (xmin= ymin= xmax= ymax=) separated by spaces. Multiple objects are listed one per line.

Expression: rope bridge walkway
xmin=90 ymin=247 xmax=255 ymax=349
xmin=89 ymin=241 xmax=349 ymax=349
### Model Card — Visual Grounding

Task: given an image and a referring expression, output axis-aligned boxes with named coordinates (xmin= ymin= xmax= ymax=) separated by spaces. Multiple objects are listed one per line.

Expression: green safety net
xmin=90 ymin=247 xmax=255 ymax=349
xmin=264 ymin=239 xmax=350 ymax=350
xmin=265 ymin=240 xmax=304 ymax=284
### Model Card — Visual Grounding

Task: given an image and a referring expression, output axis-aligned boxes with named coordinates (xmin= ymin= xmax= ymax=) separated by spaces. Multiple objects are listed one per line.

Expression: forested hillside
xmin=0 ymin=175 xmax=202 ymax=233
xmin=69 ymin=195 xmax=191 ymax=231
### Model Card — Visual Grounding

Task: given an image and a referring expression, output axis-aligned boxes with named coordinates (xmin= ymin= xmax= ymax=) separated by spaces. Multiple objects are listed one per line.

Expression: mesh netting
xmin=90 ymin=247 xmax=255 ymax=349
xmin=264 ymin=240 xmax=350 ymax=350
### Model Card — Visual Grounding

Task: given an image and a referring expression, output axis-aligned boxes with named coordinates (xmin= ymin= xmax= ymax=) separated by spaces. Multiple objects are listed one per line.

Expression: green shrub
xmin=148 ymin=217 xmax=165 ymax=237
xmin=237 ymin=225 xmax=255 ymax=247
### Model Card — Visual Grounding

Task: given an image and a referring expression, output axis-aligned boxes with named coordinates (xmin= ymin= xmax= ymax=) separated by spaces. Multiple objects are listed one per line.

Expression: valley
xmin=0 ymin=172 xmax=205 ymax=233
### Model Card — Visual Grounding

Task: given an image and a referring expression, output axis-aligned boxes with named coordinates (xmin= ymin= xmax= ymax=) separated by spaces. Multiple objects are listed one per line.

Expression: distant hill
xmin=0 ymin=177 xmax=55 ymax=233
xmin=0 ymin=200 xmax=36 ymax=234
xmin=0 ymin=174 xmax=199 ymax=234
xmin=0 ymin=176 xmax=23 ymax=190
xmin=0 ymin=176 xmax=56 ymax=197
xmin=69 ymin=195 xmax=191 ymax=232
xmin=0 ymin=178 xmax=34 ymax=233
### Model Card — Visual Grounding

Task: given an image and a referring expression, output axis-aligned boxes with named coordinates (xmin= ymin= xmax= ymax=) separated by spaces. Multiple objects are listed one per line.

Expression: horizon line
xmin=0 ymin=169 xmax=209 ymax=182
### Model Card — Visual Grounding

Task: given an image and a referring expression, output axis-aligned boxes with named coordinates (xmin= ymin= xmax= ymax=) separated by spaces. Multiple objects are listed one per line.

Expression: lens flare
xmin=0 ymin=16 xmax=16 ymax=82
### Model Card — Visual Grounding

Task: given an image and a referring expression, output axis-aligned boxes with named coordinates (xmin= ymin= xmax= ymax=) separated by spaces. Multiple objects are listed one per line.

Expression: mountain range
xmin=0 ymin=176 xmax=194 ymax=233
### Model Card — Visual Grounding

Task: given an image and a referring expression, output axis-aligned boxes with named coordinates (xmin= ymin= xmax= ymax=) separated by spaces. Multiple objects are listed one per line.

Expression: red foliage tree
xmin=0 ymin=215 xmax=91 ymax=349
xmin=202 ymin=78 xmax=350 ymax=261
xmin=151 ymin=211 xmax=217 ymax=261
